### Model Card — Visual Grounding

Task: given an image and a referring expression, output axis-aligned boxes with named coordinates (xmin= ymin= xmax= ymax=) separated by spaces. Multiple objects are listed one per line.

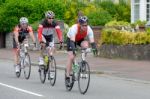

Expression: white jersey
xmin=67 ymin=24 xmax=94 ymax=40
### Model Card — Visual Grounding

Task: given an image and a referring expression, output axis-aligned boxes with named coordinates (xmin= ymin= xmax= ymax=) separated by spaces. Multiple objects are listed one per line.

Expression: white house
xmin=131 ymin=0 xmax=150 ymax=23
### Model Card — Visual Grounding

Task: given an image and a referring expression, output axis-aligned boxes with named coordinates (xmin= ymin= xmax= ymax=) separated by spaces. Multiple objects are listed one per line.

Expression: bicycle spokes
xmin=78 ymin=61 xmax=90 ymax=94
xmin=23 ymin=54 xmax=31 ymax=79
xmin=48 ymin=56 xmax=56 ymax=86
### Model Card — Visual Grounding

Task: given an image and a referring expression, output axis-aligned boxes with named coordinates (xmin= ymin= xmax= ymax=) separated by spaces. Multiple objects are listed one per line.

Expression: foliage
xmin=0 ymin=0 xmax=131 ymax=33
xmin=87 ymin=9 xmax=112 ymax=26
xmin=101 ymin=28 xmax=150 ymax=45
xmin=134 ymin=20 xmax=147 ymax=27
xmin=0 ymin=0 xmax=66 ymax=33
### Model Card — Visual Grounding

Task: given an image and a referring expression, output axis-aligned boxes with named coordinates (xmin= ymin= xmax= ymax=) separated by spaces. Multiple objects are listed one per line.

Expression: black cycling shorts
xmin=43 ymin=34 xmax=53 ymax=47
xmin=66 ymin=37 xmax=84 ymax=51
xmin=13 ymin=35 xmax=26 ymax=48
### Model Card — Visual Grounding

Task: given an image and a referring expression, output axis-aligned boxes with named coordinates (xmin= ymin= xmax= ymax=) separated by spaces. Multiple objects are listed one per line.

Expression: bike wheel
xmin=78 ymin=61 xmax=90 ymax=94
xmin=48 ymin=56 xmax=56 ymax=86
xmin=23 ymin=53 xmax=31 ymax=79
xmin=39 ymin=65 xmax=46 ymax=83
xmin=65 ymin=70 xmax=74 ymax=91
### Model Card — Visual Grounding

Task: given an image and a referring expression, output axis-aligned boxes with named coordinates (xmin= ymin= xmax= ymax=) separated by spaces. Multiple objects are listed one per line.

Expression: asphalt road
xmin=0 ymin=59 xmax=150 ymax=99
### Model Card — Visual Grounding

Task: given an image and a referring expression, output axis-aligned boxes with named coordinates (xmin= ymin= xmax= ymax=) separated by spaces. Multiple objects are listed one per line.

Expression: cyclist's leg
xmin=46 ymin=35 xmax=55 ymax=56
xmin=66 ymin=38 xmax=75 ymax=77
xmin=38 ymin=35 xmax=46 ymax=65
xmin=13 ymin=38 xmax=21 ymax=73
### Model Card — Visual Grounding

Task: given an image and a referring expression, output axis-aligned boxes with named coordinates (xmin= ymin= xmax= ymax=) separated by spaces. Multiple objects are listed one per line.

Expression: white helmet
xmin=45 ymin=10 xmax=55 ymax=18
xmin=19 ymin=17 xmax=28 ymax=24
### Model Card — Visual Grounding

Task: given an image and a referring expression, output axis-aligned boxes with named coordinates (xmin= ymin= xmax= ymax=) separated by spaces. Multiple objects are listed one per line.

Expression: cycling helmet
xmin=45 ymin=10 xmax=55 ymax=18
xmin=78 ymin=16 xmax=88 ymax=24
xmin=19 ymin=17 xmax=28 ymax=24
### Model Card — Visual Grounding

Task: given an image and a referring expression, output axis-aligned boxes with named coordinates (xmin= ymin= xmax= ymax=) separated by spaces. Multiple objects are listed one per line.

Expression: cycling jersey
xmin=13 ymin=24 xmax=33 ymax=48
xmin=66 ymin=24 xmax=94 ymax=51
xmin=67 ymin=24 xmax=94 ymax=41
xmin=38 ymin=19 xmax=62 ymax=43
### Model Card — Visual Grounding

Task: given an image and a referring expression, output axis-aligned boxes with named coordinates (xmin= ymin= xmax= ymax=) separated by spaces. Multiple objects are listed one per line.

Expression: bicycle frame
xmin=72 ymin=48 xmax=91 ymax=78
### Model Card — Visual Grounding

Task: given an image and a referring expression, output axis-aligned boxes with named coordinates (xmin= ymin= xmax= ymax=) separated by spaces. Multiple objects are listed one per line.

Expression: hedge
xmin=101 ymin=28 xmax=150 ymax=45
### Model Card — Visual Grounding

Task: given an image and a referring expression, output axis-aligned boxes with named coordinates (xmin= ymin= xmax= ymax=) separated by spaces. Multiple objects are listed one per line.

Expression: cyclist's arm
xmin=87 ymin=26 xmax=94 ymax=43
xmin=55 ymin=25 xmax=63 ymax=43
xmin=37 ymin=24 xmax=43 ymax=43
xmin=28 ymin=26 xmax=36 ymax=43
xmin=87 ymin=26 xmax=97 ymax=48
xmin=13 ymin=26 xmax=19 ymax=44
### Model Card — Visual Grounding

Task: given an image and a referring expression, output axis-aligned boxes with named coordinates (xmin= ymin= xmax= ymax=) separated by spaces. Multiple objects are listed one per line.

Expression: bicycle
xmin=15 ymin=38 xmax=31 ymax=80
xmin=38 ymin=42 xmax=57 ymax=86
xmin=65 ymin=48 xmax=91 ymax=94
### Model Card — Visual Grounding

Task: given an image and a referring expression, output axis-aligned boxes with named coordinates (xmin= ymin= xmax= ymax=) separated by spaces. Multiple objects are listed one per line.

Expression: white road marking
xmin=0 ymin=82 xmax=44 ymax=97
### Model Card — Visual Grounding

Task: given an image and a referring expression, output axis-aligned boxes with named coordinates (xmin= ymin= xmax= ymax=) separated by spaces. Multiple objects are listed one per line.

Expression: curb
xmin=0 ymin=58 xmax=104 ymax=75
xmin=31 ymin=62 xmax=104 ymax=74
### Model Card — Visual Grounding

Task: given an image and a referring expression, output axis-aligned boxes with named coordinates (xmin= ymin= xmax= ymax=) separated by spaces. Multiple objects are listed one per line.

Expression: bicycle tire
xmin=39 ymin=65 xmax=46 ymax=83
xmin=48 ymin=56 xmax=57 ymax=86
xmin=23 ymin=53 xmax=31 ymax=80
xmin=65 ymin=69 xmax=75 ymax=91
xmin=78 ymin=61 xmax=90 ymax=94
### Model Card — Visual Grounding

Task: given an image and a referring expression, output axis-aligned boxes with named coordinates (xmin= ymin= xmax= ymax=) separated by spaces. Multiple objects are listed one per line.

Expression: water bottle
xmin=73 ymin=60 xmax=79 ymax=80
xmin=44 ymin=55 xmax=49 ymax=66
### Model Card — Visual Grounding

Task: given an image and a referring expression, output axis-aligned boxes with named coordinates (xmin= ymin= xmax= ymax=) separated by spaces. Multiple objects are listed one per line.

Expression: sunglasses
xmin=81 ymin=24 xmax=88 ymax=27
xmin=48 ymin=17 xmax=54 ymax=19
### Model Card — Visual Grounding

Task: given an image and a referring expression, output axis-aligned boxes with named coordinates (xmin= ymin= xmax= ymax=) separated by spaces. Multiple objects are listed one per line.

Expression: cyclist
xmin=38 ymin=10 xmax=63 ymax=66
xmin=13 ymin=17 xmax=36 ymax=73
xmin=65 ymin=16 xmax=97 ymax=85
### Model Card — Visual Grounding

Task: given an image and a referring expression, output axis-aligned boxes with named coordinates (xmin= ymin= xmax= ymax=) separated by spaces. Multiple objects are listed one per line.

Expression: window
xmin=147 ymin=0 xmax=150 ymax=21
xmin=134 ymin=0 xmax=140 ymax=3
xmin=134 ymin=0 xmax=140 ymax=22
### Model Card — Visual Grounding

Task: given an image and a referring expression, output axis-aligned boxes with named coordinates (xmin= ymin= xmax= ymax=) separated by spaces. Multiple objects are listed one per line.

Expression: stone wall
xmin=99 ymin=44 xmax=150 ymax=60
xmin=91 ymin=26 xmax=103 ymax=46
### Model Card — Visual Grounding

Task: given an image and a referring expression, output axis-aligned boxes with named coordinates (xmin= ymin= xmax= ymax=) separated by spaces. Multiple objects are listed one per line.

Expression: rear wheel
xmin=78 ymin=61 xmax=90 ymax=94
xmin=48 ymin=56 xmax=57 ymax=86
xmin=65 ymin=70 xmax=75 ymax=91
xmin=23 ymin=53 xmax=31 ymax=79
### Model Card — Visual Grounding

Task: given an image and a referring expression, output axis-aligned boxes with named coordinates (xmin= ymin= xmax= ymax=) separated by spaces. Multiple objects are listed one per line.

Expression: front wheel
xmin=48 ymin=56 xmax=56 ymax=86
xmin=23 ymin=53 xmax=31 ymax=79
xmin=78 ymin=61 xmax=90 ymax=94
xmin=39 ymin=65 xmax=46 ymax=83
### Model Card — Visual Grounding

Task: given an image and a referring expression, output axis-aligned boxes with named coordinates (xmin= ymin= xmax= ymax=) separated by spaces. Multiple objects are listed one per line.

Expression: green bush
xmin=101 ymin=28 xmax=150 ymax=45
xmin=87 ymin=9 xmax=112 ymax=26
xmin=0 ymin=0 xmax=66 ymax=33
xmin=105 ymin=20 xmax=130 ymax=27
xmin=0 ymin=0 xmax=131 ymax=33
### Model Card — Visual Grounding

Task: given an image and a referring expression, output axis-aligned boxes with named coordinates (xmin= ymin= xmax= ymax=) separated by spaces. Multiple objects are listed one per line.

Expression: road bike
xmin=65 ymin=48 xmax=91 ymax=94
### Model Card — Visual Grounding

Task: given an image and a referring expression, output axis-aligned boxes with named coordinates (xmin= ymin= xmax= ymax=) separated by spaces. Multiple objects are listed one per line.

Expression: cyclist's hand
xmin=33 ymin=42 xmax=36 ymax=48
xmin=33 ymin=42 xmax=37 ymax=51
xmin=92 ymin=48 xmax=98 ymax=56
xmin=91 ymin=42 xmax=98 ymax=56
xmin=16 ymin=42 xmax=20 ymax=50
xmin=59 ymin=42 xmax=63 ymax=50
